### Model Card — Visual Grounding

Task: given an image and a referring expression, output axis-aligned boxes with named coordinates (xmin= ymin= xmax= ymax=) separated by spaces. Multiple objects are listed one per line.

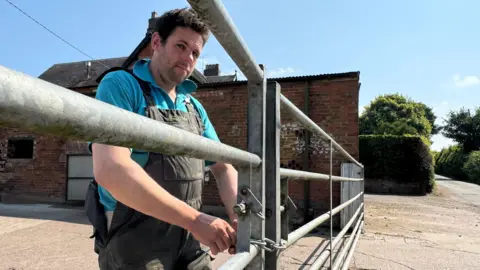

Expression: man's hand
xmin=228 ymin=215 xmax=238 ymax=254
xmin=189 ymin=213 xmax=237 ymax=255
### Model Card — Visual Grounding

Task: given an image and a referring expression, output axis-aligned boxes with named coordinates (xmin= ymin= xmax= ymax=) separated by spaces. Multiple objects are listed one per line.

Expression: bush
xmin=359 ymin=135 xmax=435 ymax=194
xmin=435 ymin=145 xmax=468 ymax=180
xmin=463 ymin=151 xmax=480 ymax=184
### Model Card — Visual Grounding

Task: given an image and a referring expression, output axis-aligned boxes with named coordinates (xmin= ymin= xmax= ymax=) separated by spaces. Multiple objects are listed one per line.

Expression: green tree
xmin=360 ymin=94 xmax=438 ymax=138
xmin=441 ymin=107 xmax=480 ymax=152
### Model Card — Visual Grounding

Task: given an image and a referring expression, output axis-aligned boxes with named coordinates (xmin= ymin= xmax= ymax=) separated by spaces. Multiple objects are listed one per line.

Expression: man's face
xmin=151 ymin=27 xmax=204 ymax=85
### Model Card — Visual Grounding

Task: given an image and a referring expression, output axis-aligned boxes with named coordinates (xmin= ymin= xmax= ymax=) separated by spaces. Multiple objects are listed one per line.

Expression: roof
xmin=205 ymin=74 xmax=237 ymax=83
xmin=197 ymin=71 xmax=360 ymax=88
xmin=38 ymin=57 xmax=127 ymax=89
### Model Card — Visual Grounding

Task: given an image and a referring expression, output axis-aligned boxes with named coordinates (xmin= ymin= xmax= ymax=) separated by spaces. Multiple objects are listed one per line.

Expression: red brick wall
xmin=0 ymin=127 xmax=66 ymax=202
xmin=192 ymin=78 xmax=360 ymax=225
xmin=0 ymin=126 xmax=91 ymax=203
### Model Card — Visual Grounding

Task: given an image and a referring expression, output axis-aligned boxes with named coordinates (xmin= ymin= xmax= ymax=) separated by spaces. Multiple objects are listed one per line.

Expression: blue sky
xmin=1 ymin=0 xmax=478 ymax=151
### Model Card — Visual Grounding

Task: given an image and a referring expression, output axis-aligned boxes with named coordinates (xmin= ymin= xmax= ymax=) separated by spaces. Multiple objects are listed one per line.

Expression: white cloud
xmin=452 ymin=74 xmax=480 ymax=88
xmin=266 ymin=67 xmax=297 ymax=78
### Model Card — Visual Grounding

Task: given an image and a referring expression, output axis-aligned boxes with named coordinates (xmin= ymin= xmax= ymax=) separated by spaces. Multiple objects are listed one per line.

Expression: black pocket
xmin=84 ymin=179 xmax=108 ymax=254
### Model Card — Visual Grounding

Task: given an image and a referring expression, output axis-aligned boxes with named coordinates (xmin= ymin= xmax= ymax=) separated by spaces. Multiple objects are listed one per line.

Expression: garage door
xmin=67 ymin=155 xmax=93 ymax=201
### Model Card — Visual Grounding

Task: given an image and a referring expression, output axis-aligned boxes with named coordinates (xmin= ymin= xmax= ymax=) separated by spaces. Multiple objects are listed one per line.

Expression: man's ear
xmin=151 ymin=32 xmax=162 ymax=50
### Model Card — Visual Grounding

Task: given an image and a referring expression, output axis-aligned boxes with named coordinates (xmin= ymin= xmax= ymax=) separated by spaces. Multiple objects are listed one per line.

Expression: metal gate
xmin=0 ymin=0 xmax=365 ymax=268
xmin=66 ymin=154 xmax=93 ymax=201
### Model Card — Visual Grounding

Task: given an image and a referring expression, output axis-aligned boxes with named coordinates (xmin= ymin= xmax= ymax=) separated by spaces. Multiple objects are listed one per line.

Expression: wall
xmin=0 ymin=127 xmax=66 ymax=202
xmin=192 ymin=78 xmax=360 ymax=227
xmin=0 ymin=83 xmax=94 ymax=203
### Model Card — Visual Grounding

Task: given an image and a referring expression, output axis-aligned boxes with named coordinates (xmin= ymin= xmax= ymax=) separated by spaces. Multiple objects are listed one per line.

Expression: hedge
xmin=435 ymin=145 xmax=468 ymax=180
xmin=463 ymin=151 xmax=480 ymax=184
xmin=359 ymin=135 xmax=435 ymax=193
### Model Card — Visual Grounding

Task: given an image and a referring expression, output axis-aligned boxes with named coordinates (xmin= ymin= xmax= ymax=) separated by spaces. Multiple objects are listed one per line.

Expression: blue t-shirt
xmin=90 ymin=58 xmax=220 ymax=211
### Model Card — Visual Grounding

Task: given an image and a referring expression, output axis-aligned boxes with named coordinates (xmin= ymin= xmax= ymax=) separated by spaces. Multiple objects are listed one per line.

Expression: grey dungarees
xmin=97 ymin=71 xmax=212 ymax=270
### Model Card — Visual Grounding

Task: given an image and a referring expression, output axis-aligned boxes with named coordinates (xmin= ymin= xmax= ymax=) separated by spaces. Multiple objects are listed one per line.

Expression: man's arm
xmin=92 ymin=143 xmax=200 ymax=230
xmin=209 ymin=162 xmax=238 ymax=225
xmin=92 ymin=143 xmax=236 ymax=255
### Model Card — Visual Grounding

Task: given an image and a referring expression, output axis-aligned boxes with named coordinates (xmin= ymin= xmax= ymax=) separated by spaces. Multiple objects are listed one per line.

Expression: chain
xmin=251 ymin=238 xmax=287 ymax=252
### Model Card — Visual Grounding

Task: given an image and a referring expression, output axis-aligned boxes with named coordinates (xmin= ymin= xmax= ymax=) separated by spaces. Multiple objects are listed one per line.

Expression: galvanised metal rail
xmin=187 ymin=1 xmax=365 ymax=269
xmin=0 ymin=0 xmax=365 ymax=269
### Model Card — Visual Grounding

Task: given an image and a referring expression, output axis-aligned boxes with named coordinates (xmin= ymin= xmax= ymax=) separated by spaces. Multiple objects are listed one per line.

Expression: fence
xmin=0 ymin=0 xmax=365 ymax=269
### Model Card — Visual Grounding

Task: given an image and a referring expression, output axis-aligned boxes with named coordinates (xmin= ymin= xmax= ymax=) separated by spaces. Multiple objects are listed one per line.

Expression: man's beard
xmin=168 ymin=66 xmax=191 ymax=84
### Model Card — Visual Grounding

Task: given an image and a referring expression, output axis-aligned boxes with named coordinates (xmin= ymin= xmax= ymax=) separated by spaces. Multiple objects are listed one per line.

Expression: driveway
xmin=349 ymin=176 xmax=480 ymax=270
xmin=435 ymin=174 xmax=480 ymax=207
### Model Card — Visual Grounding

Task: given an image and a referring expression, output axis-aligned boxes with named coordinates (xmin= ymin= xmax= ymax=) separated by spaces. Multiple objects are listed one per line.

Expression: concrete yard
xmin=0 ymin=203 xmax=331 ymax=270
xmin=0 ymin=176 xmax=479 ymax=269
xmin=350 ymin=177 xmax=480 ymax=270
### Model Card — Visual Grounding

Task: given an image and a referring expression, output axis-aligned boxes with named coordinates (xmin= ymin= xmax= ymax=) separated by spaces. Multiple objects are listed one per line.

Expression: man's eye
xmin=177 ymin=44 xmax=185 ymax=49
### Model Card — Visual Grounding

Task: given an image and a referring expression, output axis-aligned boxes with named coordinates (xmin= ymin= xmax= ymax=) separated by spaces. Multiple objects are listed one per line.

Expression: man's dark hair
xmin=154 ymin=8 xmax=210 ymax=45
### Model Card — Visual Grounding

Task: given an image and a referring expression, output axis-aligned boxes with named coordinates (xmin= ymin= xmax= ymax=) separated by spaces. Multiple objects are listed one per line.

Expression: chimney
xmin=204 ymin=64 xmax=220 ymax=76
xmin=147 ymin=11 xmax=158 ymax=34
xmin=85 ymin=61 xmax=91 ymax=80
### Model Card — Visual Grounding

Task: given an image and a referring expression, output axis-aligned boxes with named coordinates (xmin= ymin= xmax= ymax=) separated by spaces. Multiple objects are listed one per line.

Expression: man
xmin=86 ymin=8 xmax=238 ymax=270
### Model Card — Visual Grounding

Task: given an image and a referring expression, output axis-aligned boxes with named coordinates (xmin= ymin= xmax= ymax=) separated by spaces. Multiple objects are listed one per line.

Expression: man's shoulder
xmin=188 ymin=95 xmax=207 ymax=116
xmin=99 ymin=68 xmax=139 ymax=87
xmin=96 ymin=68 xmax=145 ymax=102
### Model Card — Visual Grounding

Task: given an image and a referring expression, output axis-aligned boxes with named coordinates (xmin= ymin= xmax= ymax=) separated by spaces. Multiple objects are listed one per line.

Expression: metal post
xmin=329 ymin=139 xmax=333 ymax=269
xmin=303 ymin=81 xmax=311 ymax=223
xmin=240 ymin=65 xmax=267 ymax=270
xmin=361 ymin=167 xmax=366 ymax=234
xmin=280 ymin=176 xmax=289 ymax=243
xmin=265 ymin=81 xmax=281 ymax=269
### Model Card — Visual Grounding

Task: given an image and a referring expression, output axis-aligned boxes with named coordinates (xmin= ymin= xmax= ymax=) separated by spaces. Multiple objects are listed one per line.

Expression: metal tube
xmin=265 ymin=81 xmax=281 ymax=269
xmin=186 ymin=0 xmax=263 ymax=83
xmin=244 ymin=71 xmax=267 ymax=269
xmin=329 ymin=140 xmax=333 ymax=269
xmin=280 ymin=168 xmax=363 ymax=182
xmin=340 ymin=222 xmax=364 ymax=270
xmin=287 ymin=192 xmax=363 ymax=246
xmin=280 ymin=94 xmax=363 ymax=168
xmin=331 ymin=218 xmax=363 ymax=270
xmin=310 ymin=208 xmax=364 ymax=269
xmin=217 ymin=245 xmax=259 ymax=270
xmin=0 ymin=65 xmax=261 ymax=167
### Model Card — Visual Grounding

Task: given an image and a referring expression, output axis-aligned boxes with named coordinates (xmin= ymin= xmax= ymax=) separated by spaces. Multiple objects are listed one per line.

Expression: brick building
xmin=0 ymin=12 xmax=360 ymax=226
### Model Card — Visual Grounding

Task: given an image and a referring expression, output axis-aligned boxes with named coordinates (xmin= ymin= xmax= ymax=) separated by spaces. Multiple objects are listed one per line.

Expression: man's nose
xmin=182 ymin=51 xmax=195 ymax=65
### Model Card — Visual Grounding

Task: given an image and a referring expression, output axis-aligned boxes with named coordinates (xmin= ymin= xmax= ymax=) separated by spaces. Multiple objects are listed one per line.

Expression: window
xmin=7 ymin=139 xmax=34 ymax=159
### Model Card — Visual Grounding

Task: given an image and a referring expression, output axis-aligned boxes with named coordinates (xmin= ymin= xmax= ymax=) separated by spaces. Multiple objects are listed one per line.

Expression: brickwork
xmin=0 ymin=127 xmax=67 ymax=202
xmin=192 ymin=78 xmax=360 ymax=226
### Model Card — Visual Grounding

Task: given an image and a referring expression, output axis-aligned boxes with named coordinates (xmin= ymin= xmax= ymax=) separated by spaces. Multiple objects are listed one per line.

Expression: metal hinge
xmin=233 ymin=187 xmax=265 ymax=220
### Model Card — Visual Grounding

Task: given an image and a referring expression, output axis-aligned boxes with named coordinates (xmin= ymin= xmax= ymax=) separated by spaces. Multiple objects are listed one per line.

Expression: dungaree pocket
xmin=84 ymin=179 xmax=108 ymax=254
